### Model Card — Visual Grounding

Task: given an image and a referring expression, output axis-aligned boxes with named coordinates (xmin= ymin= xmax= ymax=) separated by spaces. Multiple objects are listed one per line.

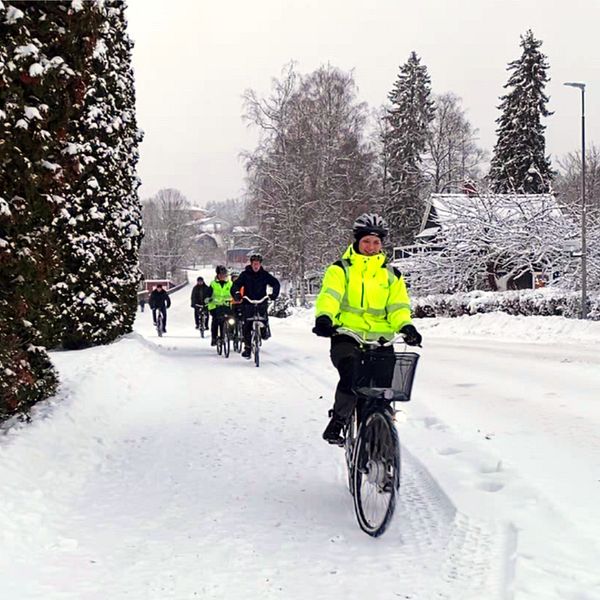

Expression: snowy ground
xmin=2 ymin=278 xmax=600 ymax=599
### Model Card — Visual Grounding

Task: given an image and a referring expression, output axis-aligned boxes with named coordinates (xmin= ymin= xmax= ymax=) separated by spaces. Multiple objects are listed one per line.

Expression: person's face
xmin=217 ymin=272 xmax=227 ymax=281
xmin=358 ymin=235 xmax=383 ymax=256
xmin=156 ymin=286 xmax=163 ymax=291
xmin=251 ymin=260 xmax=261 ymax=272
xmin=197 ymin=279 xmax=204 ymax=285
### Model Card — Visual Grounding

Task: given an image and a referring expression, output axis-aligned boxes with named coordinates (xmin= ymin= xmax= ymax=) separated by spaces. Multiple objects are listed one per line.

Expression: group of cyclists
xmin=150 ymin=212 xmax=422 ymax=444
xmin=190 ymin=254 xmax=280 ymax=359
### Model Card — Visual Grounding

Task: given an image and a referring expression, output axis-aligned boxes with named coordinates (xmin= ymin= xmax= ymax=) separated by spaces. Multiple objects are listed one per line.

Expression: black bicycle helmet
xmin=352 ymin=213 xmax=388 ymax=240
xmin=249 ymin=253 xmax=263 ymax=263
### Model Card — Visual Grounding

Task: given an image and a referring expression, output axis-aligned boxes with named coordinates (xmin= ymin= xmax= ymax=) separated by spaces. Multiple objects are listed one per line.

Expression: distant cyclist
xmin=231 ymin=254 xmax=280 ymax=359
xmin=190 ymin=276 xmax=212 ymax=330
xmin=313 ymin=213 xmax=422 ymax=444
xmin=207 ymin=266 xmax=232 ymax=346
xmin=149 ymin=283 xmax=171 ymax=334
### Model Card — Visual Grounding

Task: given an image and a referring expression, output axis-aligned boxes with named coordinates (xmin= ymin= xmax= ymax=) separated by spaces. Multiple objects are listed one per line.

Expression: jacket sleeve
xmin=315 ymin=264 xmax=345 ymax=323
xmin=166 ymin=292 xmax=172 ymax=309
xmin=149 ymin=291 xmax=156 ymax=309
xmin=386 ymin=273 xmax=412 ymax=331
xmin=267 ymin=273 xmax=280 ymax=299
xmin=230 ymin=273 xmax=244 ymax=298
xmin=190 ymin=287 xmax=195 ymax=307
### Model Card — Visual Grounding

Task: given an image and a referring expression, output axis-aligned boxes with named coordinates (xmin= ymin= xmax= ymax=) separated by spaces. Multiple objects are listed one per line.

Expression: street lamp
xmin=563 ymin=81 xmax=587 ymax=319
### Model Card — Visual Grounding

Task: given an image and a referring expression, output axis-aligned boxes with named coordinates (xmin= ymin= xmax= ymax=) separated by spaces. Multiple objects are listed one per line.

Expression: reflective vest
xmin=207 ymin=279 xmax=232 ymax=310
xmin=315 ymin=244 xmax=412 ymax=341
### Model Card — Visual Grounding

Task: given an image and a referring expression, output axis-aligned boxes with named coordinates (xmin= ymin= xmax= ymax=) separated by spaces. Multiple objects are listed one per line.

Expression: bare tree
xmin=139 ymin=188 xmax=194 ymax=280
xmin=424 ymin=93 xmax=487 ymax=193
xmin=243 ymin=64 xmax=376 ymax=303
xmin=555 ymin=145 xmax=600 ymax=218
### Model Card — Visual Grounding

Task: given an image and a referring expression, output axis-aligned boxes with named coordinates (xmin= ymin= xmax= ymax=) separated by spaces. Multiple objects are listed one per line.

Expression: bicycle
xmin=335 ymin=328 xmax=420 ymax=537
xmin=215 ymin=312 xmax=236 ymax=358
xmin=243 ymin=295 xmax=270 ymax=367
xmin=195 ymin=304 xmax=209 ymax=338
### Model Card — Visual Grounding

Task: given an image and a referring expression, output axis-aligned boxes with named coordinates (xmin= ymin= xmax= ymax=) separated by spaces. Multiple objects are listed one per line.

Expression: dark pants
xmin=210 ymin=306 xmax=231 ymax=340
xmin=152 ymin=307 xmax=167 ymax=330
xmin=329 ymin=336 xmax=395 ymax=421
xmin=242 ymin=303 xmax=268 ymax=348
xmin=194 ymin=306 xmax=209 ymax=329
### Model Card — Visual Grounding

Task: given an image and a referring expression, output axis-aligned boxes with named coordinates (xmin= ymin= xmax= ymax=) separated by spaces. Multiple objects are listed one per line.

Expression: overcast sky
xmin=126 ymin=0 xmax=599 ymax=207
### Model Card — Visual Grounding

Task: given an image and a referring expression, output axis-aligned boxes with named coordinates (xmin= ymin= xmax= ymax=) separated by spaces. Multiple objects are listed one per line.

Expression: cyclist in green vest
xmin=313 ymin=213 xmax=422 ymax=444
xmin=207 ymin=265 xmax=233 ymax=346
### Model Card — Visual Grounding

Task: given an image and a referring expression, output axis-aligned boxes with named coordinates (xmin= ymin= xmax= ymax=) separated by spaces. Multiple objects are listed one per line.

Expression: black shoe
xmin=322 ymin=415 xmax=345 ymax=445
xmin=241 ymin=347 xmax=251 ymax=359
xmin=195 ymin=325 xmax=199 ymax=329
xmin=261 ymin=325 xmax=271 ymax=340
xmin=211 ymin=338 xmax=217 ymax=347
xmin=162 ymin=329 xmax=166 ymax=333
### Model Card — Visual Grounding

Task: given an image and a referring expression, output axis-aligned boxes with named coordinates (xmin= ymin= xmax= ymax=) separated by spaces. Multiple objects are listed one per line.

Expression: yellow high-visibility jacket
xmin=315 ymin=244 xmax=412 ymax=341
xmin=207 ymin=279 xmax=232 ymax=311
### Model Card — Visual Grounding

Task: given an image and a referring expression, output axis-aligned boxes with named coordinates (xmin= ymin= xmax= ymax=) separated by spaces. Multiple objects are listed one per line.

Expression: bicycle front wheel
xmin=352 ymin=410 xmax=400 ymax=537
xmin=224 ymin=326 xmax=230 ymax=358
xmin=252 ymin=326 xmax=260 ymax=367
xmin=157 ymin=314 xmax=163 ymax=337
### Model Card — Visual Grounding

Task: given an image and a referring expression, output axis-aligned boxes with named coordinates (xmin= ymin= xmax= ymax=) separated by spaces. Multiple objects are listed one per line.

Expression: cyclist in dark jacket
xmin=149 ymin=284 xmax=171 ymax=333
xmin=230 ymin=254 xmax=280 ymax=358
xmin=190 ymin=276 xmax=212 ymax=329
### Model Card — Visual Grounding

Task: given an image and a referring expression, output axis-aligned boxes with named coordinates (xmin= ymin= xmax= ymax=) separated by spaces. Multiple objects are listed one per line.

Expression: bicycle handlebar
xmin=242 ymin=295 xmax=270 ymax=304
xmin=335 ymin=327 xmax=409 ymax=347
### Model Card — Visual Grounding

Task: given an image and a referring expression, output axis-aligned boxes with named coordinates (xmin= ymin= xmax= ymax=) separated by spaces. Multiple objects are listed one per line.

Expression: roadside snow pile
xmin=286 ymin=305 xmax=600 ymax=345
xmin=418 ymin=312 xmax=600 ymax=344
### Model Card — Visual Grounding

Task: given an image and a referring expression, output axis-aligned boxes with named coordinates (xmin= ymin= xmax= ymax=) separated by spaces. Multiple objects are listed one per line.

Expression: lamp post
xmin=563 ymin=81 xmax=587 ymax=319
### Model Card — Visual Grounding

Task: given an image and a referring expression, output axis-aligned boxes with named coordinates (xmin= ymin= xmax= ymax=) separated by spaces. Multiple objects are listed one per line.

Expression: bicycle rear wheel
xmin=352 ymin=409 xmax=400 ymax=537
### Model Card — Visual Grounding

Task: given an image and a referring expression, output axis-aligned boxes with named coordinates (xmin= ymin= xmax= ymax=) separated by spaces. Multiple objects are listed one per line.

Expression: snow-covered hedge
xmin=412 ymin=289 xmax=600 ymax=320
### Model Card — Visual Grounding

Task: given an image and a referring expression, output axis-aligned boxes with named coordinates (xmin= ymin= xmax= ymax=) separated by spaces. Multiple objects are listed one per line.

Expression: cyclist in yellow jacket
xmin=313 ymin=213 xmax=422 ymax=444
xmin=207 ymin=265 xmax=233 ymax=346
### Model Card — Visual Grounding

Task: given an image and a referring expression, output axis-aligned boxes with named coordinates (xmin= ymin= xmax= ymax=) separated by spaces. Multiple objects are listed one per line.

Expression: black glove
xmin=269 ymin=294 xmax=278 ymax=301
xmin=400 ymin=324 xmax=422 ymax=346
xmin=312 ymin=315 xmax=336 ymax=338
xmin=233 ymin=291 xmax=241 ymax=302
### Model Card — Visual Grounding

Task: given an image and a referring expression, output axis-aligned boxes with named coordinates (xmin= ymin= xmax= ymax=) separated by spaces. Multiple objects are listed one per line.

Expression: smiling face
xmin=357 ymin=235 xmax=383 ymax=256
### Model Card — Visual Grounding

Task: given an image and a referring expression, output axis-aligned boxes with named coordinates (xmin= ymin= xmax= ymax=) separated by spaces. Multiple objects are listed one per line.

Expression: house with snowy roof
xmin=393 ymin=192 xmax=571 ymax=291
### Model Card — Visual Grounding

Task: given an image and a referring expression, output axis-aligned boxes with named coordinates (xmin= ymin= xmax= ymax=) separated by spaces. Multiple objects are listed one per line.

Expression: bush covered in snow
xmin=412 ymin=289 xmax=600 ymax=320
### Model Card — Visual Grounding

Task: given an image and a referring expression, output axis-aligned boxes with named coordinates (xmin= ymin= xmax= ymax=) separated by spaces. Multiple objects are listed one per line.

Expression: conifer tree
xmin=53 ymin=0 xmax=142 ymax=349
xmin=383 ymin=52 xmax=435 ymax=244
xmin=0 ymin=1 xmax=80 ymax=413
xmin=489 ymin=30 xmax=554 ymax=193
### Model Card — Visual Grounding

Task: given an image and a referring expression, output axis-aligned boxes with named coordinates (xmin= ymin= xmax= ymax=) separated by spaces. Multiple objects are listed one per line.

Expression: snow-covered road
xmin=1 ymin=283 xmax=599 ymax=599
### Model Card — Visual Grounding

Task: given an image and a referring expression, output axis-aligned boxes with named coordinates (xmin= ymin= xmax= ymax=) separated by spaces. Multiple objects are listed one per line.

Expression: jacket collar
xmin=342 ymin=243 xmax=386 ymax=269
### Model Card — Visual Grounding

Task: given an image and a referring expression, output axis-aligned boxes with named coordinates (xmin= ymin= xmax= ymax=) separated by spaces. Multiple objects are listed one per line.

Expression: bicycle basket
xmin=355 ymin=351 xmax=420 ymax=402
